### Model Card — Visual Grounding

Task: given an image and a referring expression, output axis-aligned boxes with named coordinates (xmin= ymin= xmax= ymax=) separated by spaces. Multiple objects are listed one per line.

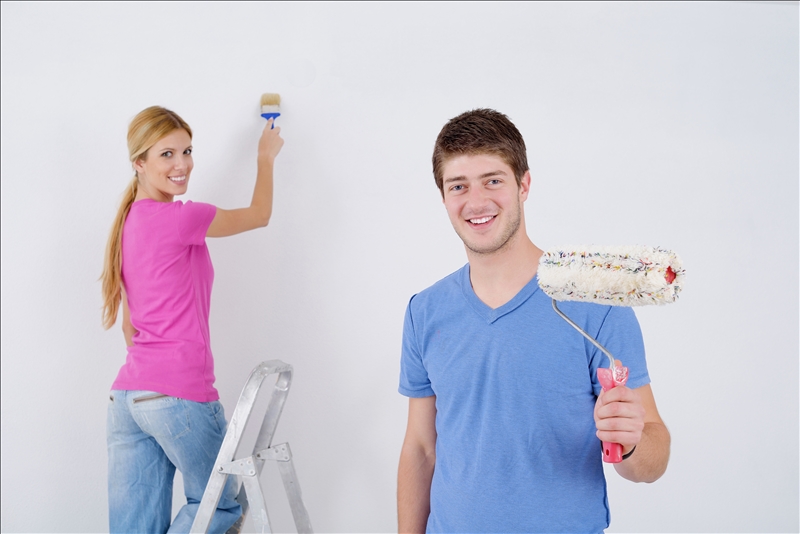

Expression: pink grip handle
xmin=597 ymin=366 xmax=629 ymax=464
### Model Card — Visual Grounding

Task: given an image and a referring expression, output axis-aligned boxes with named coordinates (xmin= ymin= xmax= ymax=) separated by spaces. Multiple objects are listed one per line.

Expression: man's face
xmin=441 ymin=153 xmax=530 ymax=256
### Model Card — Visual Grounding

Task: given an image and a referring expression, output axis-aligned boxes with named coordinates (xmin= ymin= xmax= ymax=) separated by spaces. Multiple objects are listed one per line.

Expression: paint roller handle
xmin=597 ymin=366 xmax=629 ymax=464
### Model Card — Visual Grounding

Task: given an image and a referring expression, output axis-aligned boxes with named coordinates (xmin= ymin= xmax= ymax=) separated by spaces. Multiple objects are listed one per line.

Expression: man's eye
xmin=452 ymin=185 xmax=464 ymax=191
xmin=488 ymin=179 xmax=500 ymax=185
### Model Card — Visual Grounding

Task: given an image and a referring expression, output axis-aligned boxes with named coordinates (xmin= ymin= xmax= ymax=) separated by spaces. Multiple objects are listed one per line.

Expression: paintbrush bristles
xmin=261 ymin=93 xmax=281 ymax=107
xmin=261 ymin=93 xmax=281 ymax=115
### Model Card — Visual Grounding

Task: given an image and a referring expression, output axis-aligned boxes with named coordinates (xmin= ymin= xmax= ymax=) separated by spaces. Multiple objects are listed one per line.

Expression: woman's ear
xmin=133 ymin=158 xmax=145 ymax=174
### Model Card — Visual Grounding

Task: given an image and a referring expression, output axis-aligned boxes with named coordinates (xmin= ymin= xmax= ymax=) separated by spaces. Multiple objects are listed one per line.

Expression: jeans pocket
xmin=132 ymin=393 xmax=168 ymax=404
xmin=133 ymin=394 xmax=191 ymax=440
xmin=204 ymin=401 xmax=227 ymax=434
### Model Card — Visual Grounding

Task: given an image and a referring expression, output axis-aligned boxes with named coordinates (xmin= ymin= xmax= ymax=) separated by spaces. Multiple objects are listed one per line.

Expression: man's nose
xmin=465 ymin=185 xmax=490 ymax=209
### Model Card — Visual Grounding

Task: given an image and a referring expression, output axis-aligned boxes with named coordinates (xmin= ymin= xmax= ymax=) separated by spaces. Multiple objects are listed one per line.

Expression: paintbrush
xmin=260 ymin=93 xmax=281 ymax=127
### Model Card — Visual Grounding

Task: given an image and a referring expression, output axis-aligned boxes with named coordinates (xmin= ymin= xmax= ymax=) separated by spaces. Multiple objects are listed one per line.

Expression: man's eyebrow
xmin=444 ymin=169 xmax=507 ymax=184
xmin=443 ymin=175 xmax=467 ymax=185
xmin=479 ymin=170 xmax=506 ymax=179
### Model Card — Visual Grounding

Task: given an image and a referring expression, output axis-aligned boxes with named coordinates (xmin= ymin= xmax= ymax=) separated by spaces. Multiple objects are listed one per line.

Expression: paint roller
xmin=537 ymin=245 xmax=684 ymax=463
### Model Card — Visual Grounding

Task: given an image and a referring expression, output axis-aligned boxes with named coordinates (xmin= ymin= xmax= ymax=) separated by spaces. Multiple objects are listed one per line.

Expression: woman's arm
xmin=207 ymin=119 xmax=285 ymax=238
xmin=121 ymin=289 xmax=137 ymax=347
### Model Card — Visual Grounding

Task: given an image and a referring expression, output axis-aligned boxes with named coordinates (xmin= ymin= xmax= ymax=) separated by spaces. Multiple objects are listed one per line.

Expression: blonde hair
xmin=101 ymin=106 xmax=192 ymax=329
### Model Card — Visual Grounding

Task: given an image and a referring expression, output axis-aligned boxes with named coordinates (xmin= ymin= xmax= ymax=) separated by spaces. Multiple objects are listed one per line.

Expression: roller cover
xmin=538 ymin=245 xmax=684 ymax=306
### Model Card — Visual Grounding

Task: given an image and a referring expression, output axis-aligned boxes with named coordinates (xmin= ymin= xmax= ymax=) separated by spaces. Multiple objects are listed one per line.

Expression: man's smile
xmin=468 ymin=215 xmax=496 ymax=225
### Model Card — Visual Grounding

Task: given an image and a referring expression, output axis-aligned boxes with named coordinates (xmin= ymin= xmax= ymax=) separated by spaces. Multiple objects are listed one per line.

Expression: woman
xmin=101 ymin=106 xmax=283 ymax=533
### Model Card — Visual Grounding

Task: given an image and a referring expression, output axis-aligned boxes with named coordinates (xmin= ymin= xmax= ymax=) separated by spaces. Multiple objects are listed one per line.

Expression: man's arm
xmin=594 ymin=380 xmax=670 ymax=483
xmin=398 ymin=396 xmax=437 ymax=534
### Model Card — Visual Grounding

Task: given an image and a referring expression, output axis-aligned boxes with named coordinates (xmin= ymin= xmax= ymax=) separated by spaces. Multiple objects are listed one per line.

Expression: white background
xmin=1 ymin=2 xmax=797 ymax=532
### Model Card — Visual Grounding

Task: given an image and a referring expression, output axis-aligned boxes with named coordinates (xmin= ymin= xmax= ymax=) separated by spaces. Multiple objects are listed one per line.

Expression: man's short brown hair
xmin=432 ymin=109 xmax=529 ymax=196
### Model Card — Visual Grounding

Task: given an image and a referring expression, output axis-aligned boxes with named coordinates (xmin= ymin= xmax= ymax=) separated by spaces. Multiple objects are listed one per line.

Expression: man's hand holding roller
xmin=594 ymin=360 xmax=671 ymax=483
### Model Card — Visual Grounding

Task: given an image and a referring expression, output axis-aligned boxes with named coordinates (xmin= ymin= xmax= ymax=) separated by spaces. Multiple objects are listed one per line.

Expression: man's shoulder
xmin=409 ymin=263 xmax=467 ymax=307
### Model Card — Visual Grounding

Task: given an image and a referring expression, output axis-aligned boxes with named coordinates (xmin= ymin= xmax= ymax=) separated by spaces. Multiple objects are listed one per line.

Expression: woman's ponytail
xmin=100 ymin=177 xmax=137 ymax=329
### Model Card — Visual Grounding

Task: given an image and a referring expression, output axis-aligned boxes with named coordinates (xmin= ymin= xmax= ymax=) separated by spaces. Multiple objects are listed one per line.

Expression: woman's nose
xmin=173 ymin=155 xmax=190 ymax=170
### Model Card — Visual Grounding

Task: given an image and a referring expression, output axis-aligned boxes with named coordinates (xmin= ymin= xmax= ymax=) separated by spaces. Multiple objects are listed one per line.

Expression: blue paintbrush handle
xmin=261 ymin=112 xmax=281 ymax=128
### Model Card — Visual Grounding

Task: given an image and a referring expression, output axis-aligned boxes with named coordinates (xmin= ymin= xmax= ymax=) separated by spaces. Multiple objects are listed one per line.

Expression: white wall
xmin=1 ymin=2 xmax=797 ymax=532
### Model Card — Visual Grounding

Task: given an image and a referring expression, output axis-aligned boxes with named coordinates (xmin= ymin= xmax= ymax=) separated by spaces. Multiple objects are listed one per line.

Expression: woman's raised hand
xmin=207 ymin=118 xmax=282 ymax=238
xmin=258 ymin=119 xmax=284 ymax=163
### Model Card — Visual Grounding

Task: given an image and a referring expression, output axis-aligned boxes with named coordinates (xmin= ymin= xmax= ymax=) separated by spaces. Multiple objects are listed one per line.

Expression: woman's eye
xmin=161 ymin=151 xmax=173 ymax=157
xmin=184 ymin=148 xmax=192 ymax=155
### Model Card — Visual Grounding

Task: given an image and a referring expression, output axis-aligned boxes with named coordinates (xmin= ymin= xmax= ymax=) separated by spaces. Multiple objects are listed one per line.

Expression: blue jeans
xmin=107 ymin=390 xmax=241 ymax=534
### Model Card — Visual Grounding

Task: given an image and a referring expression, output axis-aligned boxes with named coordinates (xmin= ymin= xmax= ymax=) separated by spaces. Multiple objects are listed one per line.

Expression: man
xmin=397 ymin=109 xmax=670 ymax=533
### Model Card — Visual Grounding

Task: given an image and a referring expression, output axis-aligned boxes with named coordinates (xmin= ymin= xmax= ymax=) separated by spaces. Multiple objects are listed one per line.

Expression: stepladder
xmin=190 ymin=360 xmax=313 ymax=534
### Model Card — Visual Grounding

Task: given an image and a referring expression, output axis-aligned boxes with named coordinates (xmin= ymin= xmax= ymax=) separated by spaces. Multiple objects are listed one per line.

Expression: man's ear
xmin=519 ymin=170 xmax=531 ymax=201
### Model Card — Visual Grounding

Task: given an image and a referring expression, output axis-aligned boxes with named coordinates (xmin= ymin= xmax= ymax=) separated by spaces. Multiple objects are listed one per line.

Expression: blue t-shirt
xmin=399 ymin=264 xmax=650 ymax=533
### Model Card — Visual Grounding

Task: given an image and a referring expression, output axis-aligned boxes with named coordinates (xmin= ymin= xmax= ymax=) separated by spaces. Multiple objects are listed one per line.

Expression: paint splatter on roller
xmin=537 ymin=245 xmax=685 ymax=463
xmin=260 ymin=93 xmax=281 ymax=127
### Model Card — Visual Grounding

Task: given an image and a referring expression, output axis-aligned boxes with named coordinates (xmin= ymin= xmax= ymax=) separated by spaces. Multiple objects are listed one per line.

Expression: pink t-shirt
xmin=112 ymin=199 xmax=219 ymax=402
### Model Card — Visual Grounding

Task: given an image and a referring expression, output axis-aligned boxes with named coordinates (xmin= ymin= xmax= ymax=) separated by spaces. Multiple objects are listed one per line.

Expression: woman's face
xmin=134 ymin=129 xmax=193 ymax=202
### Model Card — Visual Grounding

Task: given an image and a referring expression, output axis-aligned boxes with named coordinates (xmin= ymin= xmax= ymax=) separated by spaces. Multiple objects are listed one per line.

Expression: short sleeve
xmin=589 ymin=306 xmax=650 ymax=395
xmin=176 ymin=201 xmax=217 ymax=246
xmin=399 ymin=295 xmax=435 ymax=398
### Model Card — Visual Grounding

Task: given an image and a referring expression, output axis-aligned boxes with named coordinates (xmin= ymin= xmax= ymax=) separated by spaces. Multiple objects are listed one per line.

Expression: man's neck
xmin=467 ymin=233 xmax=543 ymax=310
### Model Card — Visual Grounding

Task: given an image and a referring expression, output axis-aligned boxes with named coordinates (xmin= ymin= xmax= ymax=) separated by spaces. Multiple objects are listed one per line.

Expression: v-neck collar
xmin=459 ymin=263 xmax=541 ymax=324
